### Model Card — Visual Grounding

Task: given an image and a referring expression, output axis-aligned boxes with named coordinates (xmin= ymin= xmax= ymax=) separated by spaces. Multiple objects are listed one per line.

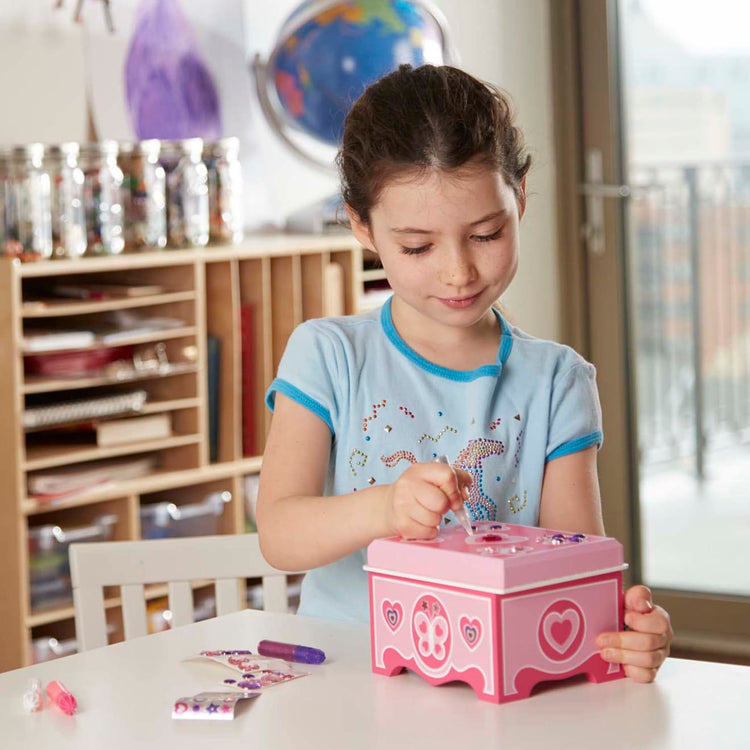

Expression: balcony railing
xmin=629 ymin=162 xmax=750 ymax=475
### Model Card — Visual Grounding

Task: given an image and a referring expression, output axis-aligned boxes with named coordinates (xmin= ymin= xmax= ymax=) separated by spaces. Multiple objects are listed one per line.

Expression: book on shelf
xmin=23 ymin=390 xmax=148 ymax=430
xmin=27 ymin=455 xmax=157 ymax=500
xmin=22 ymin=329 xmax=96 ymax=353
xmin=240 ymin=303 xmax=255 ymax=457
xmin=207 ymin=334 xmax=221 ymax=462
xmin=96 ymin=413 xmax=172 ymax=447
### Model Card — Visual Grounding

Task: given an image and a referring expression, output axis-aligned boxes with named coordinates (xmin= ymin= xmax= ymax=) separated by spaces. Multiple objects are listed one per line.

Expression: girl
xmin=258 ymin=64 xmax=672 ymax=683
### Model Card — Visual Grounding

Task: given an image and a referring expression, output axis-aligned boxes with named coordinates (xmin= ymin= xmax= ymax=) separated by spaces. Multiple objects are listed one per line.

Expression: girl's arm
xmin=537 ymin=445 xmax=604 ymax=534
xmin=256 ymin=394 xmax=391 ymax=571
xmin=257 ymin=394 xmax=468 ymax=572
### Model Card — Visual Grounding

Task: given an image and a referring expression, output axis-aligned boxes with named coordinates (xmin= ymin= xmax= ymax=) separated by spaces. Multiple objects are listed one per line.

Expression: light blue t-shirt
xmin=265 ymin=297 xmax=602 ymax=623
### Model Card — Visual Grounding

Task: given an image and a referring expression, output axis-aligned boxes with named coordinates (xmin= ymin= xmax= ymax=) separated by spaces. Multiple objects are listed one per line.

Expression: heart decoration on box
xmin=538 ymin=599 xmax=585 ymax=661
xmin=382 ymin=600 xmax=403 ymax=632
xmin=459 ymin=616 xmax=482 ymax=650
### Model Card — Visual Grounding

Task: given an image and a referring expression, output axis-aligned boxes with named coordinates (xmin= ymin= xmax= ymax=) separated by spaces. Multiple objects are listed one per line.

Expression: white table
xmin=0 ymin=610 xmax=748 ymax=749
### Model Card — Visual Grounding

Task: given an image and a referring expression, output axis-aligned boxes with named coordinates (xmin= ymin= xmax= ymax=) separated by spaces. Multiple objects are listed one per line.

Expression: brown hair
xmin=337 ymin=64 xmax=531 ymax=225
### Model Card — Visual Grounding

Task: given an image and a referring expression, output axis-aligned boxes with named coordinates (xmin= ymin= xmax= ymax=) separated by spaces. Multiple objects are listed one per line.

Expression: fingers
xmin=623 ymin=665 xmax=659 ymax=683
xmin=623 ymin=584 xmax=654 ymax=614
xmin=597 ymin=595 xmax=673 ymax=683
xmin=624 ymin=605 xmax=673 ymax=637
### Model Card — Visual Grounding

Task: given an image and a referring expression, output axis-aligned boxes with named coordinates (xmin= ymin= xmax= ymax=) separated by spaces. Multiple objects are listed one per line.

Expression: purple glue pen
xmin=257 ymin=639 xmax=326 ymax=665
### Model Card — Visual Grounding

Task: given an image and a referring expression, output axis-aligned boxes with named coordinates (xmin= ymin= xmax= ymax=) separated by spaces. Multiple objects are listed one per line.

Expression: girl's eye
xmin=472 ymin=227 xmax=504 ymax=243
xmin=399 ymin=244 xmax=431 ymax=255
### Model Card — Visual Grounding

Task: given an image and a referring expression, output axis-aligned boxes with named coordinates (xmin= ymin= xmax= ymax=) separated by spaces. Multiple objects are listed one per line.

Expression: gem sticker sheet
xmin=190 ymin=650 xmax=308 ymax=691
xmin=172 ymin=691 xmax=260 ymax=721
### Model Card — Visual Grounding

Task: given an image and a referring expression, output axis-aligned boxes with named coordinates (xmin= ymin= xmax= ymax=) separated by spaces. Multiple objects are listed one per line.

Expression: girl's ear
xmin=517 ymin=177 xmax=527 ymax=220
xmin=346 ymin=205 xmax=376 ymax=253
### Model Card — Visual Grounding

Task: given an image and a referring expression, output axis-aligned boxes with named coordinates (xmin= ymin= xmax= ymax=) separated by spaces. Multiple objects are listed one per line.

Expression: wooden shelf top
xmin=22 ymin=458 xmax=263 ymax=515
xmin=8 ymin=235 xmax=361 ymax=278
xmin=22 ymin=291 xmax=196 ymax=318
xmin=23 ymin=362 xmax=197 ymax=395
xmin=24 ymin=433 xmax=202 ymax=471
xmin=26 ymin=579 xmax=216 ymax=628
xmin=22 ymin=326 xmax=197 ymax=355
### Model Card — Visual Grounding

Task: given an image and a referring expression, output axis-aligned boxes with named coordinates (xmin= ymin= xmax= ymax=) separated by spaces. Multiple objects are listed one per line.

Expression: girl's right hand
xmin=384 ymin=462 xmax=472 ymax=540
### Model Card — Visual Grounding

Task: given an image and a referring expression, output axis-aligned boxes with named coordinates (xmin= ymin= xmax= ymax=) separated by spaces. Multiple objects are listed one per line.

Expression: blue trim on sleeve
xmin=546 ymin=430 xmax=603 ymax=462
xmin=265 ymin=378 xmax=334 ymax=435
xmin=380 ymin=297 xmax=513 ymax=382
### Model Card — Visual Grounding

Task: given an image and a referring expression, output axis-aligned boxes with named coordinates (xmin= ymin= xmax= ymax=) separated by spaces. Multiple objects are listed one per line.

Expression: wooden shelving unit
xmin=0 ymin=235 xmax=362 ymax=671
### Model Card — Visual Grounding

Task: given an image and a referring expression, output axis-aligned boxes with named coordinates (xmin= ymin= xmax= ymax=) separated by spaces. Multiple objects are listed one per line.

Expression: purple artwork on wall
xmin=124 ymin=0 xmax=222 ymax=140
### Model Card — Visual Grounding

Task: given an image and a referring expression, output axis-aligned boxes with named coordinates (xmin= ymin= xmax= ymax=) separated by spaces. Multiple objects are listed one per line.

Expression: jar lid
xmin=12 ymin=143 xmax=45 ymax=162
xmin=207 ymin=136 xmax=240 ymax=157
xmin=134 ymin=138 xmax=161 ymax=156
xmin=81 ymin=140 xmax=119 ymax=158
xmin=180 ymin=137 xmax=204 ymax=157
xmin=46 ymin=142 xmax=80 ymax=159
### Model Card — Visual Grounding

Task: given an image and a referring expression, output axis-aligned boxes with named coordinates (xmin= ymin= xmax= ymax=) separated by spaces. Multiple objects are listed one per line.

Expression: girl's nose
xmin=440 ymin=245 xmax=476 ymax=287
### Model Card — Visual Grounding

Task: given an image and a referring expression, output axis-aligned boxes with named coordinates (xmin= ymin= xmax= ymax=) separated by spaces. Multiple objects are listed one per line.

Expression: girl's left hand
xmin=596 ymin=584 xmax=673 ymax=683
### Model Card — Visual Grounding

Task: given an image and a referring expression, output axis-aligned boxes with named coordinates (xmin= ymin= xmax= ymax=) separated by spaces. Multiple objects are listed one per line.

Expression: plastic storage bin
xmin=30 ymin=635 xmax=78 ymax=664
xmin=28 ymin=514 xmax=117 ymax=610
xmin=139 ymin=491 xmax=231 ymax=539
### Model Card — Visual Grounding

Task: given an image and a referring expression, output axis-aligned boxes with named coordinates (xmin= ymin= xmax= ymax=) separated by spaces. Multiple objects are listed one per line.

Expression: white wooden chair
xmin=70 ymin=533 xmax=290 ymax=651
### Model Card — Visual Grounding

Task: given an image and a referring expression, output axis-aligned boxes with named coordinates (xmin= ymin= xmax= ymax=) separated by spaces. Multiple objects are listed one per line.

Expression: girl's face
xmin=349 ymin=164 xmax=525 ymax=333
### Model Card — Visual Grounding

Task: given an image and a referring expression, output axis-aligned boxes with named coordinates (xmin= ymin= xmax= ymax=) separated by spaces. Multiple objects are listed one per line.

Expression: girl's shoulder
xmin=294 ymin=306 xmax=382 ymax=343
xmin=503 ymin=320 xmax=594 ymax=376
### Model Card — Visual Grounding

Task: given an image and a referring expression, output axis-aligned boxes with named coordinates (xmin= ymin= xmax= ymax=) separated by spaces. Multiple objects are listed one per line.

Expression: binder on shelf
xmin=23 ymin=390 xmax=148 ymax=430
xmin=207 ymin=334 xmax=221 ymax=462
xmin=96 ymin=413 xmax=172 ymax=447
xmin=27 ymin=455 xmax=157 ymax=500
xmin=240 ymin=304 xmax=255 ymax=458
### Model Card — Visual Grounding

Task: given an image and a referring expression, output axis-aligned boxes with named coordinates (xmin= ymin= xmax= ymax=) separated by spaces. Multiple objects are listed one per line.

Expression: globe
xmin=253 ymin=0 xmax=454 ymax=170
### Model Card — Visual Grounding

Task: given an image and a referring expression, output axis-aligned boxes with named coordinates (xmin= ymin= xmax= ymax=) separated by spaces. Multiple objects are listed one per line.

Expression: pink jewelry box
xmin=365 ymin=521 xmax=627 ymax=703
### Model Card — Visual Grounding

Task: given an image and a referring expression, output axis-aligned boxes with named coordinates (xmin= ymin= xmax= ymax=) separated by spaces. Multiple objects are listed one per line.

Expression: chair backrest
xmin=70 ymin=533 xmax=290 ymax=651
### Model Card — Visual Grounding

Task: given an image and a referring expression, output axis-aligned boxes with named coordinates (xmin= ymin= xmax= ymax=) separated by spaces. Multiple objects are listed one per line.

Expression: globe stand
xmin=284 ymin=194 xmax=350 ymax=234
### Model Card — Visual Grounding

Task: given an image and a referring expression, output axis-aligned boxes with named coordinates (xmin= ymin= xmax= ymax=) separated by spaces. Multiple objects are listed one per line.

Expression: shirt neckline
xmin=380 ymin=296 xmax=513 ymax=382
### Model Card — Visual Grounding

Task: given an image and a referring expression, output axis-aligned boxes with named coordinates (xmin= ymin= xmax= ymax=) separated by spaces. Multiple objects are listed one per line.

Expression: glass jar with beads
xmin=45 ymin=143 xmax=87 ymax=259
xmin=162 ymin=138 xmax=209 ymax=248
xmin=206 ymin=137 xmax=244 ymax=244
xmin=4 ymin=143 xmax=52 ymax=261
xmin=119 ymin=139 xmax=167 ymax=252
xmin=80 ymin=140 xmax=125 ymax=256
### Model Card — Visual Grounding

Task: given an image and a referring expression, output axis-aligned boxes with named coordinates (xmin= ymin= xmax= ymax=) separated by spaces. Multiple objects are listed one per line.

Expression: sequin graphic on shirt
xmin=508 ymin=490 xmax=527 ymax=514
xmin=362 ymin=399 xmax=387 ymax=432
xmin=455 ymin=438 xmax=505 ymax=520
xmin=417 ymin=426 xmax=458 ymax=444
xmin=348 ymin=449 xmax=368 ymax=476
xmin=381 ymin=450 xmax=418 ymax=468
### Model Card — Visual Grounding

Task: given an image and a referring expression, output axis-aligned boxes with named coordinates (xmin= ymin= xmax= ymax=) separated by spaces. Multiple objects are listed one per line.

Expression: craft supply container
xmin=119 ymin=139 xmax=167 ymax=251
xmin=161 ymin=138 xmax=209 ymax=248
xmin=5 ymin=143 xmax=52 ymax=261
xmin=206 ymin=137 xmax=244 ymax=244
xmin=365 ymin=522 xmax=626 ymax=703
xmin=28 ymin=514 xmax=118 ymax=610
xmin=139 ymin=490 xmax=231 ymax=539
xmin=46 ymin=142 xmax=87 ymax=259
xmin=80 ymin=140 xmax=125 ymax=256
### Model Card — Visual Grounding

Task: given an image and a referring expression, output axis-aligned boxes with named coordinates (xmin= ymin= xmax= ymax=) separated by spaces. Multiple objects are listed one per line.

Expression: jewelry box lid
xmin=365 ymin=522 xmax=626 ymax=594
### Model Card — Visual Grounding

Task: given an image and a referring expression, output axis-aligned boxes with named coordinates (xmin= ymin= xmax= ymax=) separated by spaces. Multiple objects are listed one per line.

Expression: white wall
xmin=0 ymin=0 xmax=560 ymax=340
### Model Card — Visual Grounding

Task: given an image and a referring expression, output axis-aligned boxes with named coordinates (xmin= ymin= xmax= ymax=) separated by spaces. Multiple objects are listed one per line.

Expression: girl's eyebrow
xmin=390 ymin=209 xmax=508 ymax=234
